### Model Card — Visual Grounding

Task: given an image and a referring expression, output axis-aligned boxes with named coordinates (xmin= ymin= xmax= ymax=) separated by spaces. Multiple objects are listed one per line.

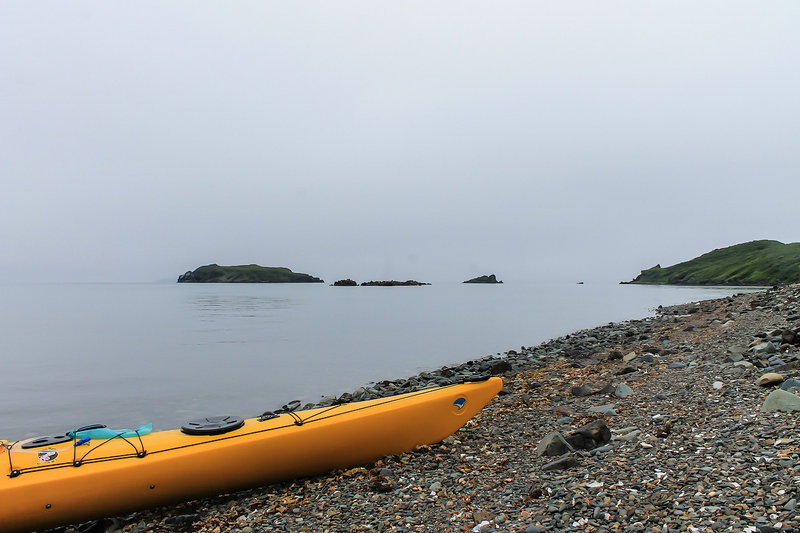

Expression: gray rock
xmin=587 ymin=404 xmax=616 ymax=415
xmin=760 ymin=389 xmax=800 ymax=413
xmin=667 ymin=362 xmax=687 ymax=369
xmin=727 ymin=344 xmax=748 ymax=355
xmin=614 ymin=383 xmax=634 ymax=398
xmin=780 ymin=377 xmax=800 ymax=392
xmin=570 ymin=384 xmax=594 ymax=397
xmin=623 ymin=351 xmax=637 ymax=362
xmin=725 ymin=353 xmax=744 ymax=363
xmin=536 ymin=431 xmax=573 ymax=457
xmin=753 ymin=341 xmax=778 ymax=355
xmin=541 ymin=455 xmax=580 ymax=471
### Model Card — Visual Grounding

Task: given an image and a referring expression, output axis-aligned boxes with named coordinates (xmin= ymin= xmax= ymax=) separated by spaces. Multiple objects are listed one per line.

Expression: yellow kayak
xmin=1 ymin=376 xmax=501 ymax=533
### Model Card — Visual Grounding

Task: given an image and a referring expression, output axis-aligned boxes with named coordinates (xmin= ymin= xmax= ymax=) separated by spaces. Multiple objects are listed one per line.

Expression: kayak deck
xmin=1 ymin=377 xmax=502 ymax=533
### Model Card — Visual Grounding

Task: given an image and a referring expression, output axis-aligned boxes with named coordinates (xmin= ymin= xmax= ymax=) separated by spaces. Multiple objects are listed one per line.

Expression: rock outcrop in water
xmin=178 ymin=264 xmax=323 ymax=283
xmin=464 ymin=274 xmax=503 ymax=284
xmin=361 ymin=280 xmax=430 ymax=286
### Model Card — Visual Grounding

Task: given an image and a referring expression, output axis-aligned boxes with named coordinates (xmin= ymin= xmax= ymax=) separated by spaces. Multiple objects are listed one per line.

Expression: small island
xmin=622 ymin=240 xmax=800 ymax=286
xmin=177 ymin=264 xmax=324 ymax=283
xmin=332 ymin=279 xmax=358 ymax=286
xmin=361 ymin=280 xmax=430 ymax=286
xmin=463 ymin=274 xmax=503 ymax=284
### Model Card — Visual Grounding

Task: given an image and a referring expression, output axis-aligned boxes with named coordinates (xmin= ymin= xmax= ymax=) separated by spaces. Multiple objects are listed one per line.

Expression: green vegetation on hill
xmin=177 ymin=264 xmax=323 ymax=283
xmin=624 ymin=240 xmax=800 ymax=286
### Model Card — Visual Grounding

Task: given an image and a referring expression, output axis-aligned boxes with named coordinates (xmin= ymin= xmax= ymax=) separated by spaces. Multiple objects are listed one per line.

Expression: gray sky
xmin=1 ymin=1 xmax=798 ymax=284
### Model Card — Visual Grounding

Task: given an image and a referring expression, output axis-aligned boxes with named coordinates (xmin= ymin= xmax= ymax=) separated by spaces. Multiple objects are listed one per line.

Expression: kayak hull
xmin=1 ymin=377 xmax=501 ymax=533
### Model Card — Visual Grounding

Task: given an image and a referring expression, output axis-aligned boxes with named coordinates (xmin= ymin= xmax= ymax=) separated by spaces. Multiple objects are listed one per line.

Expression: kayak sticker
xmin=37 ymin=450 xmax=58 ymax=464
xmin=453 ymin=397 xmax=466 ymax=410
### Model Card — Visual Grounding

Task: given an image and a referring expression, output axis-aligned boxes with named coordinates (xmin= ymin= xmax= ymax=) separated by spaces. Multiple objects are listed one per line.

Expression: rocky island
xmin=623 ymin=240 xmax=800 ymax=286
xmin=464 ymin=274 xmax=503 ymax=284
xmin=361 ymin=280 xmax=430 ymax=286
xmin=177 ymin=264 xmax=323 ymax=283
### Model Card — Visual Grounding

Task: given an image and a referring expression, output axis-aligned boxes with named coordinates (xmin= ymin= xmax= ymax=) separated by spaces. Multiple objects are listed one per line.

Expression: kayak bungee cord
xmin=4 ymin=377 xmax=487 ymax=479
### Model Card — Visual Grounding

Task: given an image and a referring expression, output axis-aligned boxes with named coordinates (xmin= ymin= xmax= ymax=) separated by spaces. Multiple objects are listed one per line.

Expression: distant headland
xmin=623 ymin=240 xmax=800 ymax=286
xmin=177 ymin=264 xmax=323 ymax=283
xmin=463 ymin=274 xmax=503 ymax=284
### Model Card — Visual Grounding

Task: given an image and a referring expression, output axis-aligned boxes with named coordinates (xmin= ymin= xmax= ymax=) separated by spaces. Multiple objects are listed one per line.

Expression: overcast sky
xmin=1 ymin=1 xmax=798 ymax=284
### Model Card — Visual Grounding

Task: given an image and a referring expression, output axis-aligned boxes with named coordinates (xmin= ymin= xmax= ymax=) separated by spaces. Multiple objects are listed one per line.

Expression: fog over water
xmin=1 ymin=2 xmax=799 ymax=284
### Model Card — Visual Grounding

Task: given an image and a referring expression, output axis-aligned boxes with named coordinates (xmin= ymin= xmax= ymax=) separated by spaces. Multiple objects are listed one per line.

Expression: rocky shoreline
xmin=50 ymin=284 xmax=800 ymax=533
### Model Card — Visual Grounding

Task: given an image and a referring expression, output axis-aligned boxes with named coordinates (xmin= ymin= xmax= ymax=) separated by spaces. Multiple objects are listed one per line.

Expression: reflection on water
xmin=192 ymin=295 xmax=291 ymax=321
xmin=0 ymin=282 xmax=764 ymax=440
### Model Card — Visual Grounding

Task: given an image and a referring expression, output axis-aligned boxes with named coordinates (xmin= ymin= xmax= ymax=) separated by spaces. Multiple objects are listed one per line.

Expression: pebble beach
xmin=51 ymin=284 xmax=800 ymax=533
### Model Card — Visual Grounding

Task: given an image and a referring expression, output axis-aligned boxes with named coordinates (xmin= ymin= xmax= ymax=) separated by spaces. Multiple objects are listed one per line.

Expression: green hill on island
xmin=177 ymin=264 xmax=323 ymax=283
xmin=624 ymin=240 xmax=800 ymax=286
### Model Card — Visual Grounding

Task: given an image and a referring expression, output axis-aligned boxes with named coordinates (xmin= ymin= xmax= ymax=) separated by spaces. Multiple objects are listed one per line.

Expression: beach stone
xmin=537 ymin=431 xmax=573 ymax=457
xmin=490 ymin=360 xmax=512 ymax=374
xmin=623 ymin=352 xmax=637 ymax=362
xmin=616 ymin=366 xmax=636 ymax=375
xmin=570 ymin=384 xmax=594 ymax=397
xmin=780 ymin=377 xmax=800 ymax=392
xmin=614 ymin=383 xmax=634 ymax=398
xmin=554 ymin=405 xmax=576 ymax=417
xmin=757 ymin=373 xmax=784 ymax=387
xmin=587 ymin=404 xmax=616 ymax=415
xmin=760 ymin=389 xmax=800 ymax=412
xmin=595 ymin=381 xmax=615 ymax=394
xmin=728 ymin=344 xmax=748 ymax=355
xmin=753 ymin=342 xmax=778 ymax=355
xmin=667 ymin=362 xmax=687 ymax=369
xmin=565 ymin=419 xmax=611 ymax=450
xmin=712 ymin=381 xmax=724 ymax=390
xmin=556 ymin=416 xmax=573 ymax=425
xmin=541 ymin=455 xmax=580 ymax=471
xmin=725 ymin=353 xmax=744 ymax=363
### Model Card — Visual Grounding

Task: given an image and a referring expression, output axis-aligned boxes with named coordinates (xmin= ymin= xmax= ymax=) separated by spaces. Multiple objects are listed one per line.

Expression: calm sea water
xmin=0 ymin=282 xmax=761 ymax=440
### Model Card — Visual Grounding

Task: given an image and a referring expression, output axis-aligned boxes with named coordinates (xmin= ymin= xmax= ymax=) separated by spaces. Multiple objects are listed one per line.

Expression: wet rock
xmin=667 ymin=362 xmax=686 ymax=369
